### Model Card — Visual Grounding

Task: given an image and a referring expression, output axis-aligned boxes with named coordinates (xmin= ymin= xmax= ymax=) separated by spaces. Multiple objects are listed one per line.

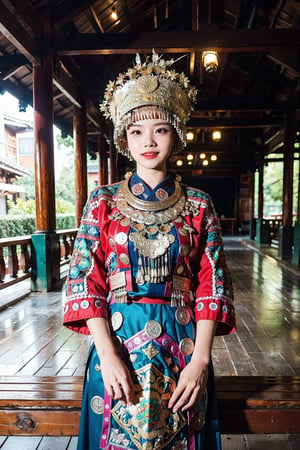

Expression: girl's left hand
xmin=168 ymin=359 xmax=209 ymax=412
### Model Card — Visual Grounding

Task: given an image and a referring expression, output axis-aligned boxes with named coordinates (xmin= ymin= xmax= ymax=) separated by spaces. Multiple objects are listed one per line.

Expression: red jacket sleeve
xmin=63 ymin=187 xmax=113 ymax=334
xmin=193 ymin=194 xmax=236 ymax=336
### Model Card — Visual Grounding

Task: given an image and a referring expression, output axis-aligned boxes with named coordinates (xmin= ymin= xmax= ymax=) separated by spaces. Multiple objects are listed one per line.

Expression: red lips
xmin=142 ymin=152 xmax=159 ymax=159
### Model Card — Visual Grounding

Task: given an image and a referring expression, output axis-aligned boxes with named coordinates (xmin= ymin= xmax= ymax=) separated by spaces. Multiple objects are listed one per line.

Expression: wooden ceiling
xmin=0 ymin=0 xmax=299 ymax=177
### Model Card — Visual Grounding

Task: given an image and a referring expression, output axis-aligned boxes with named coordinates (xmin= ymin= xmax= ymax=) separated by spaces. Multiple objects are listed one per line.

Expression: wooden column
xmin=279 ymin=109 xmax=295 ymax=260
xmin=292 ymin=134 xmax=300 ymax=265
xmin=297 ymin=160 xmax=300 ymax=221
xmin=258 ymin=156 xmax=264 ymax=219
xmin=74 ymin=103 xmax=87 ymax=227
xmin=109 ymin=125 xmax=117 ymax=184
xmin=255 ymin=156 xmax=270 ymax=245
xmin=31 ymin=12 xmax=60 ymax=292
xmin=98 ymin=134 xmax=108 ymax=186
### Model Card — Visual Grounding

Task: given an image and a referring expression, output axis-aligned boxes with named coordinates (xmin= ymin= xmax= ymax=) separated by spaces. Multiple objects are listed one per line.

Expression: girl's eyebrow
xmin=130 ymin=122 xmax=171 ymax=127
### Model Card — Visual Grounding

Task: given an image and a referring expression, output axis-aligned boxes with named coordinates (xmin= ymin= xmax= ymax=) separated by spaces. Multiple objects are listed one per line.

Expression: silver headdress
xmin=100 ymin=51 xmax=197 ymax=159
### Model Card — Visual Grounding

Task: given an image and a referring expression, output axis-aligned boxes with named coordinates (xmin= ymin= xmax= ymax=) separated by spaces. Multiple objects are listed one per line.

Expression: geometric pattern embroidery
xmin=111 ymin=363 xmax=186 ymax=450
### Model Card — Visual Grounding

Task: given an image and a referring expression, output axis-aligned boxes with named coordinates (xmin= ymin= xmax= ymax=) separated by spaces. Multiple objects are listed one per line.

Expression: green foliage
xmin=0 ymin=214 xmax=76 ymax=238
xmin=56 ymin=214 xmax=75 ymax=230
xmin=7 ymin=198 xmax=36 ymax=215
xmin=56 ymin=134 xmax=74 ymax=150
xmin=264 ymin=162 xmax=283 ymax=203
xmin=55 ymin=164 xmax=75 ymax=204
xmin=0 ymin=215 xmax=36 ymax=238
xmin=7 ymin=197 xmax=74 ymax=215
xmin=12 ymin=173 xmax=35 ymax=200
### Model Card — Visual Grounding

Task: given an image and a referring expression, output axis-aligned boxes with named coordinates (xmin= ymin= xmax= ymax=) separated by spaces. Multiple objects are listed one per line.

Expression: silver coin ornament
xmin=175 ymin=306 xmax=191 ymax=325
xmin=144 ymin=320 xmax=162 ymax=339
xmin=179 ymin=337 xmax=194 ymax=356
xmin=111 ymin=311 xmax=124 ymax=331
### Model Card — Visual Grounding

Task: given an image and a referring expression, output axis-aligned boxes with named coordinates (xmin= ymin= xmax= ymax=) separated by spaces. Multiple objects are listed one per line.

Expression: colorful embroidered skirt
xmin=77 ymin=302 xmax=222 ymax=450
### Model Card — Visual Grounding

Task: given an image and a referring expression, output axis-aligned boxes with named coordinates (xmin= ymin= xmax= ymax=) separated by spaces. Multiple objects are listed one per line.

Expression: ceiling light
xmin=202 ymin=51 xmax=218 ymax=73
xmin=203 ymin=159 xmax=209 ymax=166
xmin=212 ymin=130 xmax=221 ymax=141
xmin=211 ymin=154 xmax=217 ymax=161
xmin=176 ymin=160 xmax=183 ymax=166
xmin=200 ymin=153 xmax=206 ymax=159
xmin=187 ymin=154 xmax=194 ymax=161
xmin=187 ymin=131 xmax=194 ymax=141
xmin=111 ymin=2 xmax=117 ymax=20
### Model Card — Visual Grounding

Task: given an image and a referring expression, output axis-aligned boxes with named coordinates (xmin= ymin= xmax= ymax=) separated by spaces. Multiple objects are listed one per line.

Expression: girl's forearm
xmin=192 ymin=320 xmax=217 ymax=365
xmin=86 ymin=317 xmax=115 ymax=359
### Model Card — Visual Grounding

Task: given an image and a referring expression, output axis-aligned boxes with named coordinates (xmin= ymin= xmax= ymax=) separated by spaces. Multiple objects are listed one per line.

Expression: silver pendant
xmin=179 ymin=337 xmax=194 ymax=356
xmin=144 ymin=320 xmax=162 ymax=339
xmin=175 ymin=306 xmax=191 ymax=325
xmin=111 ymin=311 xmax=124 ymax=331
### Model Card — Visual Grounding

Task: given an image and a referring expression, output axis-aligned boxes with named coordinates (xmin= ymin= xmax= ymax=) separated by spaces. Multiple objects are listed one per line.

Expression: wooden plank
xmin=0 ymin=436 xmax=42 ymax=449
xmin=219 ymin=409 xmax=300 ymax=434
xmin=221 ymin=435 xmax=246 ymax=450
xmin=0 ymin=0 xmax=40 ymax=65
xmin=0 ymin=410 xmax=80 ymax=436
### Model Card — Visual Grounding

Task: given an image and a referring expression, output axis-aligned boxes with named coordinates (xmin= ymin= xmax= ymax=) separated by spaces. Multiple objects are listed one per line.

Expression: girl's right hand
xmin=100 ymin=351 xmax=135 ymax=405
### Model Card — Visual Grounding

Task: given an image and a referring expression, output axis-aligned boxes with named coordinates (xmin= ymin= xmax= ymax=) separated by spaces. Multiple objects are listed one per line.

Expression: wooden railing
xmin=57 ymin=229 xmax=77 ymax=262
xmin=0 ymin=229 xmax=77 ymax=291
xmin=0 ymin=236 xmax=31 ymax=290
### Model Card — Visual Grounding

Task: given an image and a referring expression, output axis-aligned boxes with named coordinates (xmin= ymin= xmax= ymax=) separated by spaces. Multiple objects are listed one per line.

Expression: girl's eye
xmin=156 ymin=128 xmax=168 ymax=134
xmin=130 ymin=129 xmax=141 ymax=135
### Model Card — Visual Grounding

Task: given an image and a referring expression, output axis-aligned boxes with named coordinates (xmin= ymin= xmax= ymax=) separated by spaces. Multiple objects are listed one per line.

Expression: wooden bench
xmin=0 ymin=376 xmax=299 ymax=436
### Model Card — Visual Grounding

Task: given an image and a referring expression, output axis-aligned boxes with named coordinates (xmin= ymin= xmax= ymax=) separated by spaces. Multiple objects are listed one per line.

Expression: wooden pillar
xmin=31 ymin=12 xmax=60 ymax=291
xmin=279 ymin=110 xmax=295 ymax=260
xmin=255 ymin=156 xmax=270 ymax=245
xmin=292 ymin=127 xmax=300 ymax=266
xmin=74 ymin=103 xmax=87 ymax=227
xmin=297 ymin=159 xmax=300 ymax=221
xmin=258 ymin=156 xmax=264 ymax=219
xmin=98 ymin=134 xmax=108 ymax=186
xmin=109 ymin=124 xmax=117 ymax=184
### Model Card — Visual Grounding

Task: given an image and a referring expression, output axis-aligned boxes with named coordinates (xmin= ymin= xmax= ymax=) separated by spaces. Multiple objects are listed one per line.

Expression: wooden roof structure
xmin=0 ymin=0 xmax=299 ymax=177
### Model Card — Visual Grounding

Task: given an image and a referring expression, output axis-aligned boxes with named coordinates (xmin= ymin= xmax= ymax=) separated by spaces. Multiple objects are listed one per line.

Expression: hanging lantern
xmin=111 ymin=1 xmax=117 ymax=20
xmin=186 ymin=131 xmax=194 ymax=141
xmin=212 ymin=130 xmax=221 ymax=141
xmin=202 ymin=51 xmax=218 ymax=73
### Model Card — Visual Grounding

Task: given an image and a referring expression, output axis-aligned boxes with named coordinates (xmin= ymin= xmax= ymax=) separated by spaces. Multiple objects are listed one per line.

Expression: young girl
xmin=63 ymin=52 xmax=235 ymax=450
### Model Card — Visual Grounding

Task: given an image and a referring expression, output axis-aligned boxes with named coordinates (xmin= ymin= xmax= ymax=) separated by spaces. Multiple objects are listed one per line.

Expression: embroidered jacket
xmin=63 ymin=177 xmax=235 ymax=336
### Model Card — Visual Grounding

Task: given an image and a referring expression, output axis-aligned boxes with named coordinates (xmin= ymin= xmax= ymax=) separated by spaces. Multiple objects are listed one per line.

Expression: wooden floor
xmin=0 ymin=237 xmax=299 ymax=449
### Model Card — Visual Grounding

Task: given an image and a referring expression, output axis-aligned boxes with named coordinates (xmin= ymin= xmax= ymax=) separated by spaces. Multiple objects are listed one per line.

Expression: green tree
xmin=55 ymin=164 xmax=75 ymax=206
xmin=12 ymin=172 xmax=35 ymax=200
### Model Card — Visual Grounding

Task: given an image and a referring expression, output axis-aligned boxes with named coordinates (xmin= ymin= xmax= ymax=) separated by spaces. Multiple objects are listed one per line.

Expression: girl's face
xmin=126 ymin=118 xmax=175 ymax=175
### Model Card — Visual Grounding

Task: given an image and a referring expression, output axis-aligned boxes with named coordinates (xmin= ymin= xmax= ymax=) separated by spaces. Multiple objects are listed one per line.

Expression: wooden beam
xmin=86 ymin=99 xmax=107 ymax=131
xmin=86 ymin=6 xmax=104 ymax=33
xmin=188 ymin=116 xmax=283 ymax=128
xmin=52 ymin=0 xmax=99 ymax=29
xmin=55 ymin=29 xmax=300 ymax=56
xmin=192 ymin=96 xmax=288 ymax=112
xmin=0 ymin=0 xmax=40 ymax=65
xmin=53 ymin=70 xmax=81 ymax=107
xmin=6 ymin=0 xmax=43 ymax=37
xmin=184 ymin=143 xmax=259 ymax=153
